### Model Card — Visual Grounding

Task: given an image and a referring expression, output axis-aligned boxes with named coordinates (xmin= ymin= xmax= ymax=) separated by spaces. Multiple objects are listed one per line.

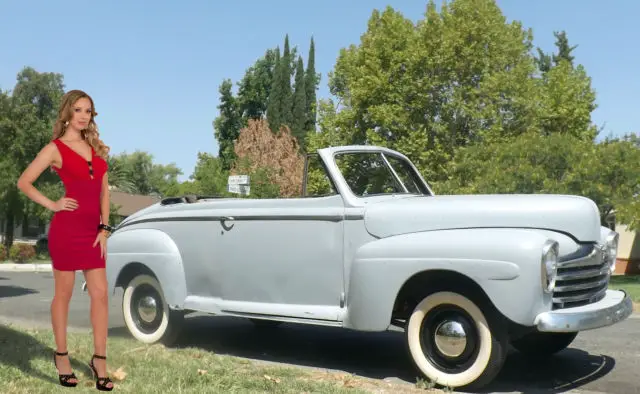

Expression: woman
xmin=17 ymin=89 xmax=114 ymax=391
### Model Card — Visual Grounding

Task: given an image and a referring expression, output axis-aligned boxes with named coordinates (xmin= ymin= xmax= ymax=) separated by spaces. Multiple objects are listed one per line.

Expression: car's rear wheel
xmin=405 ymin=291 xmax=507 ymax=390
xmin=511 ymin=331 xmax=578 ymax=358
xmin=122 ymin=274 xmax=184 ymax=345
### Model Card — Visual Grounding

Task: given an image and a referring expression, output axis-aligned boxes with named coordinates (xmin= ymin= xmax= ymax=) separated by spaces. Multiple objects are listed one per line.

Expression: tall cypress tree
xmin=267 ymin=47 xmax=282 ymax=132
xmin=279 ymin=35 xmax=293 ymax=129
xmin=291 ymin=56 xmax=307 ymax=149
xmin=304 ymin=37 xmax=318 ymax=131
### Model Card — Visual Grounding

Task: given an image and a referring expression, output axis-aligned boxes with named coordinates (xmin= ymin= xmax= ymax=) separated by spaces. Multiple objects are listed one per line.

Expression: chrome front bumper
xmin=535 ymin=289 xmax=633 ymax=332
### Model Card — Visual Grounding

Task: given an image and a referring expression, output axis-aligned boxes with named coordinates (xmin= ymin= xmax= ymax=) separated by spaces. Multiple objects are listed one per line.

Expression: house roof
xmin=110 ymin=190 xmax=160 ymax=216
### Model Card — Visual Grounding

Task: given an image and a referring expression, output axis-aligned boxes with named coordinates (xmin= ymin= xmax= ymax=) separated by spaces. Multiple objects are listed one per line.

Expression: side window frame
xmin=302 ymin=153 xmax=339 ymax=198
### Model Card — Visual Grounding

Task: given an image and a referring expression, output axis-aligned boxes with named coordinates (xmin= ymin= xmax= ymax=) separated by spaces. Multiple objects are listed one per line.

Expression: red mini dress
xmin=48 ymin=138 xmax=109 ymax=271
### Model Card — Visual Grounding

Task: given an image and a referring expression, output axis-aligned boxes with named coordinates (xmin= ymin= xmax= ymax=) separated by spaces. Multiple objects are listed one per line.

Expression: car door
xmin=213 ymin=194 xmax=346 ymax=322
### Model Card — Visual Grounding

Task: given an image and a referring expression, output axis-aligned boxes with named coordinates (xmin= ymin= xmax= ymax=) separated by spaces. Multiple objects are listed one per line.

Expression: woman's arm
xmin=100 ymin=172 xmax=110 ymax=225
xmin=16 ymin=143 xmax=70 ymax=212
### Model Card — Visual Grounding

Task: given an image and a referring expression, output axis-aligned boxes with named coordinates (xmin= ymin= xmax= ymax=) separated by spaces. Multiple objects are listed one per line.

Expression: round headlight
xmin=605 ymin=232 xmax=619 ymax=273
xmin=541 ymin=240 xmax=559 ymax=293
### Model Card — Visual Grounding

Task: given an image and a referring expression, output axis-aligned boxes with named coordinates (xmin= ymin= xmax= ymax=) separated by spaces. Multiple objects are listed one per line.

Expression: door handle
xmin=220 ymin=216 xmax=235 ymax=231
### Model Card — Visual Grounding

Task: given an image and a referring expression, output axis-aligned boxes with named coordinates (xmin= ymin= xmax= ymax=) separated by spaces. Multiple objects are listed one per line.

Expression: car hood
xmin=363 ymin=194 xmax=601 ymax=242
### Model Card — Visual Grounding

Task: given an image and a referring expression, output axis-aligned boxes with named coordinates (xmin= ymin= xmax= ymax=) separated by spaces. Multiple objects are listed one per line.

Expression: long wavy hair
xmin=52 ymin=90 xmax=110 ymax=159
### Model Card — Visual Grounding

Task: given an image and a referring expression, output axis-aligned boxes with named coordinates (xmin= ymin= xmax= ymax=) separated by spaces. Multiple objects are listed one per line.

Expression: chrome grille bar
xmin=553 ymin=277 xmax=609 ymax=292
xmin=552 ymin=243 xmax=610 ymax=310
xmin=553 ymin=286 xmax=608 ymax=304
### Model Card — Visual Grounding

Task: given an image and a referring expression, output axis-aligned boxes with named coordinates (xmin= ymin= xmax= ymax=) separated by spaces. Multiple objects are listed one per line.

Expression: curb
xmin=0 ymin=262 xmax=52 ymax=272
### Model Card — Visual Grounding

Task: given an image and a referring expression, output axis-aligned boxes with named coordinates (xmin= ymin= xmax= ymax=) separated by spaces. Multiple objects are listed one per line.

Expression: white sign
xmin=227 ymin=184 xmax=250 ymax=195
xmin=228 ymin=175 xmax=250 ymax=185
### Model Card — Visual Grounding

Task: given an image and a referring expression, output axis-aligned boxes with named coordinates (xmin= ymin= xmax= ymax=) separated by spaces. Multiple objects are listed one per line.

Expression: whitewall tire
xmin=122 ymin=274 xmax=184 ymax=345
xmin=405 ymin=291 xmax=507 ymax=390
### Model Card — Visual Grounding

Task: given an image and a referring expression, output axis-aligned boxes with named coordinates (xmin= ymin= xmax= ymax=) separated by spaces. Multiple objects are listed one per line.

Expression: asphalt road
xmin=0 ymin=271 xmax=638 ymax=394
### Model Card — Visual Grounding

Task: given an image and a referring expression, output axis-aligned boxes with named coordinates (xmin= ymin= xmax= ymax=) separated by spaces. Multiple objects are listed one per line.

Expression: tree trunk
xmin=3 ymin=211 xmax=14 ymax=250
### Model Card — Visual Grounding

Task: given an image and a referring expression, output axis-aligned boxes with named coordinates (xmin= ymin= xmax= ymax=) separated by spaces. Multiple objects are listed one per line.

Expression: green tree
xmin=237 ymin=48 xmax=278 ymax=121
xmin=309 ymin=0 xmax=542 ymax=184
xmin=279 ymin=35 xmax=294 ymax=129
xmin=188 ymin=152 xmax=230 ymax=196
xmin=267 ymin=48 xmax=283 ymax=132
xmin=0 ymin=67 xmax=65 ymax=248
xmin=109 ymin=151 xmax=182 ymax=197
xmin=163 ymin=152 xmax=229 ymax=198
xmin=552 ymin=30 xmax=577 ymax=66
xmin=212 ymin=79 xmax=242 ymax=170
xmin=304 ymin=37 xmax=319 ymax=132
xmin=291 ymin=56 xmax=307 ymax=148
xmin=534 ymin=48 xmax=552 ymax=73
xmin=537 ymin=60 xmax=597 ymax=139
xmin=310 ymin=0 xmax=599 ymax=190
xmin=534 ymin=30 xmax=577 ymax=73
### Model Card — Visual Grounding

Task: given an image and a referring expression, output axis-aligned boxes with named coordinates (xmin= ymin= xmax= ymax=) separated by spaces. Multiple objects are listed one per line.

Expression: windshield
xmin=333 ymin=151 xmax=430 ymax=197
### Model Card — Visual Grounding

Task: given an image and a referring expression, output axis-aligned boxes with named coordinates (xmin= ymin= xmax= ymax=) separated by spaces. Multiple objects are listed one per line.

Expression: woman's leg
xmin=51 ymin=268 xmax=78 ymax=384
xmin=83 ymin=267 xmax=113 ymax=388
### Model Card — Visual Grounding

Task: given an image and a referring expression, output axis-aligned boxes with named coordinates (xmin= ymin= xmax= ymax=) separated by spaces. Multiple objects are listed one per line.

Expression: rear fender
xmin=104 ymin=228 xmax=187 ymax=309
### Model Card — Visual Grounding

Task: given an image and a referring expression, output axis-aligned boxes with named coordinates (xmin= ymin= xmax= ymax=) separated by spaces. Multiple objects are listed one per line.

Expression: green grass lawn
xmin=0 ymin=323 xmax=437 ymax=394
xmin=609 ymin=275 xmax=640 ymax=307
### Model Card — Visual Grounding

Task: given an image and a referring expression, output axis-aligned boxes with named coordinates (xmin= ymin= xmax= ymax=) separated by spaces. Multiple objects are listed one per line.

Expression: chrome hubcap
xmin=434 ymin=320 xmax=467 ymax=358
xmin=137 ymin=296 xmax=158 ymax=323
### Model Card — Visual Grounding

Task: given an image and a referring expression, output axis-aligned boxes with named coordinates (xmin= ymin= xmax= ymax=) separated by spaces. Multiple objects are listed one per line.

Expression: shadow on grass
xmin=107 ymin=315 xmax=615 ymax=393
xmin=0 ymin=324 xmax=91 ymax=385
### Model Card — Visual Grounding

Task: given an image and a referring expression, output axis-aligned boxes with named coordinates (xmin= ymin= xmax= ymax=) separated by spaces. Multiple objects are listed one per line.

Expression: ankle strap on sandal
xmin=55 ymin=351 xmax=69 ymax=356
xmin=92 ymin=354 xmax=107 ymax=360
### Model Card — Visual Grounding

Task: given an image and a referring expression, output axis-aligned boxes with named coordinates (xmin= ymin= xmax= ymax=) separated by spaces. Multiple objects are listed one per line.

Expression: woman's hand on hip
xmin=53 ymin=197 xmax=78 ymax=212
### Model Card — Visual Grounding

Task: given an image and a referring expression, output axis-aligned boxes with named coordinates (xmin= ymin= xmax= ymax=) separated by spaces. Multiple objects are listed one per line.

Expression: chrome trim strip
xmin=118 ymin=213 xmax=365 ymax=229
xmin=536 ymin=290 xmax=633 ymax=332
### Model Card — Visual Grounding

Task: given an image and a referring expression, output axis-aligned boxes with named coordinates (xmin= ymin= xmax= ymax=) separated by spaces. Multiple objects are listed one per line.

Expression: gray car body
xmin=104 ymin=145 xmax=631 ymax=333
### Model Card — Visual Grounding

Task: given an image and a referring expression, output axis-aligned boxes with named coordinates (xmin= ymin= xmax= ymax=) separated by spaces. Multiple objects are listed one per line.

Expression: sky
xmin=1 ymin=0 xmax=638 ymax=182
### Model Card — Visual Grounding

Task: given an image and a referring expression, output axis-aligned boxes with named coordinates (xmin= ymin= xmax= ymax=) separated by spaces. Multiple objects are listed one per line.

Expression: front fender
xmin=343 ymin=228 xmax=554 ymax=331
xmin=105 ymin=228 xmax=187 ymax=308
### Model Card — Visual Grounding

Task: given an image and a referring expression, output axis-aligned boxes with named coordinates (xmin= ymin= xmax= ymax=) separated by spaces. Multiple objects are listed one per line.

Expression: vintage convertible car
xmin=101 ymin=145 xmax=632 ymax=390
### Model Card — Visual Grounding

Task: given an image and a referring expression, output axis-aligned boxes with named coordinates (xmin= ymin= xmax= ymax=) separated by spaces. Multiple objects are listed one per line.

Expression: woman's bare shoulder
xmin=41 ymin=141 xmax=60 ymax=155
xmin=39 ymin=141 xmax=63 ymax=165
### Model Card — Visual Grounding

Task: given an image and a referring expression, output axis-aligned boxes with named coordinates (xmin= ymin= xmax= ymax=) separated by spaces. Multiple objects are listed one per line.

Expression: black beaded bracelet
xmin=98 ymin=224 xmax=114 ymax=233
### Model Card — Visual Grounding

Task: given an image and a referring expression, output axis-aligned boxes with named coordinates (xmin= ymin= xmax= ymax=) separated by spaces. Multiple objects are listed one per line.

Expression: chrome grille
xmin=552 ymin=244 xmax=610 ymax=310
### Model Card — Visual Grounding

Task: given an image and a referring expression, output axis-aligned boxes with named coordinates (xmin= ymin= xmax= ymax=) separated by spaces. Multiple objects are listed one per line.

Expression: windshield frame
xmin=330 ymin=149 xmax=432 ymax=198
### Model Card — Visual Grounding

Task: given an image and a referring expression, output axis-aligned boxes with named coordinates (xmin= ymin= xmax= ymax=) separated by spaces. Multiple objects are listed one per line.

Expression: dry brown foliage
xmin=232 ymin=118 xmax=305 ymax=198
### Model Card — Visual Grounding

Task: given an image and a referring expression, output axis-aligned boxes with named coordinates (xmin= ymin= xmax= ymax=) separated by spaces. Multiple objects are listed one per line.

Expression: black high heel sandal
xmin=88 ymin=354 xmax=114 ymax=391
xmin=53 ymin=351 xmax=78 ymax=387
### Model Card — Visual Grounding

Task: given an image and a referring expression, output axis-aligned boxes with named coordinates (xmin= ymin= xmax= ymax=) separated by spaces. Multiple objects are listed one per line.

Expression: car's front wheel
xmin=122 ymin=273 xmax=184 ymax=346
xmin=510 ymin=331 xmax=578 ymax=358
xmin=405 ymin=291 xmax=507 ymax=390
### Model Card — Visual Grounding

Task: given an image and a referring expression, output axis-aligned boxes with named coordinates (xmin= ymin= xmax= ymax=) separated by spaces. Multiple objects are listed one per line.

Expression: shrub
xmin=9 ymin=243 xmax=37 ymax=263
xmin=0 ymin=244 xmax=6 ymax=261
xmin=233 ymin=118 xmax=305 ymax=198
